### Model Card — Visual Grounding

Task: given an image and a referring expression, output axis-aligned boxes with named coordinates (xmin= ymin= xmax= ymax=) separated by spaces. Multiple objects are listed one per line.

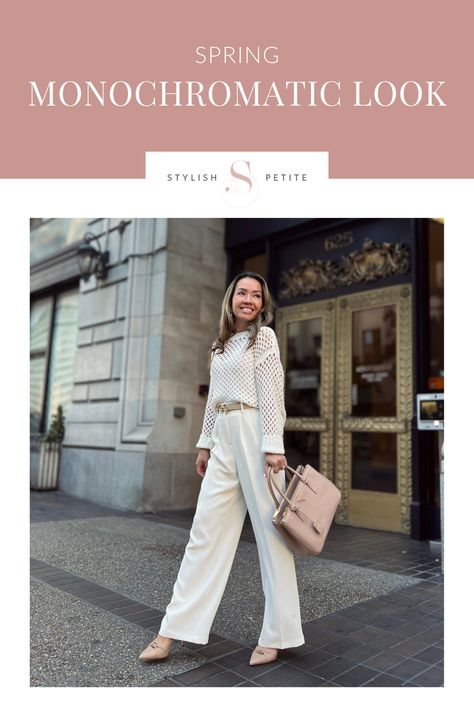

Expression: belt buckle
xmin=220 ymin=403 xmax=228 ymax=414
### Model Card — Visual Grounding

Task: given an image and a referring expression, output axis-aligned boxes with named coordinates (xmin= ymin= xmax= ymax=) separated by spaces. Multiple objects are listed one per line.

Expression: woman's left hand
xmin=264 ymin=453 xmax=287 ymax=475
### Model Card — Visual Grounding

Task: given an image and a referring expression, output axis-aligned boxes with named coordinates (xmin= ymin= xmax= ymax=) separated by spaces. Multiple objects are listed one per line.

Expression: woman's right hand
xmin=195 ymin=449 xmax=210 ymax=478
xmin=265 ymin=452 xmax=287 ymax=474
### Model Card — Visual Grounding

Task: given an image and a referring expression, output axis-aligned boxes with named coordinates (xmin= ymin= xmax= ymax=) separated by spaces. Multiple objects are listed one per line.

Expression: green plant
xmin=41 ymin=405 xmax=65 ymax=444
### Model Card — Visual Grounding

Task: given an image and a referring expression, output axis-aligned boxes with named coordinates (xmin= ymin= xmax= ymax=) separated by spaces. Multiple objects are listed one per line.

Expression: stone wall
xmin=54 ymin=217 xmax=226 ymax=511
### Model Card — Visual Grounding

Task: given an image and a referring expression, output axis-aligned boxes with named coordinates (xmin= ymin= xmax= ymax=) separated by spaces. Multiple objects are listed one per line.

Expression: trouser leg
xmin=228 ymin=408 xmax=305 ymax=649
xmin=159 ymin=415 xmax=247 ymax=644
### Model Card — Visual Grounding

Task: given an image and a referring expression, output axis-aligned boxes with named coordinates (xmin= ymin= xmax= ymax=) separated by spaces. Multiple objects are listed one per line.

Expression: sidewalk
xmin=30 ymin=491 xmax=443 ymax=687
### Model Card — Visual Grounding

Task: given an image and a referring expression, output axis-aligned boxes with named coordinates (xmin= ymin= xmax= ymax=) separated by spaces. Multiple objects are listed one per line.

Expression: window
xmin=30 ymin=288 xmax=79 ymax=434
xmin=30 ymin=218 xmax=91 ymax=264
xmin=30 ymin=297 xmax=53 ymax=432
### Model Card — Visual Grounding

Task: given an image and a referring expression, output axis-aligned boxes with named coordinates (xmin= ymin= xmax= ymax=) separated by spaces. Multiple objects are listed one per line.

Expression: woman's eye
xmin=236 ymin=290 xmax=261 ymax=298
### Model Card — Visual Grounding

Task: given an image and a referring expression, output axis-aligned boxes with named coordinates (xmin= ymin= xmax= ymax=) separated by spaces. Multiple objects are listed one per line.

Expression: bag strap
xmin=288 ymin=464 xmax=321 ymax=496
xmin=267 ymin=464 xmax=320 ymax=500
xmin=266 ymin=465 xmax=307 ymax=509
xmin=266 ymin=465 xmax=326 ymax=534
xmin=266 ymin=465 xmax=288 ymax=507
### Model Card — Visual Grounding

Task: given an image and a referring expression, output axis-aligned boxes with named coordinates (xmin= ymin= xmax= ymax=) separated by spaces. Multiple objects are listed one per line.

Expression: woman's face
xmin=231 ymin=277 xmax=264 ymax=329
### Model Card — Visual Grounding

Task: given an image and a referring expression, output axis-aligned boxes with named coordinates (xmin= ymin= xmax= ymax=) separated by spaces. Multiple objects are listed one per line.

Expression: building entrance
xmin=276 ymin=284 xmax=413 ymax=534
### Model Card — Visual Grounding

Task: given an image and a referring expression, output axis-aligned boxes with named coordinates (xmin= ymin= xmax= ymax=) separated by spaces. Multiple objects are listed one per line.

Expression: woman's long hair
xmin=212 ymin=272 xmax=274 ymax=356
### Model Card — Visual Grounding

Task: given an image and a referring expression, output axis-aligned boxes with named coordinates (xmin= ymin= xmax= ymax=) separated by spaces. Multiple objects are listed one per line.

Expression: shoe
xmin=139 ymin=635 xmax=172 ymax=662
xmin=249 ymin=645 xmax=278 ymax=666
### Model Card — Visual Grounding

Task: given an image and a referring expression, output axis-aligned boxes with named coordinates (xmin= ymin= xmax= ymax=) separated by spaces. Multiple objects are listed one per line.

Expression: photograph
xmin=29 ymin=216 xmax=444 ymax=687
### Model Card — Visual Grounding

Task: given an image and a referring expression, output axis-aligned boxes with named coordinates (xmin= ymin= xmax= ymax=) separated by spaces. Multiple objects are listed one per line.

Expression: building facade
xmin=30 ymin=218 xmax=227 ymax=511
xmin=30 ymin=217 xmax=443 ymax=541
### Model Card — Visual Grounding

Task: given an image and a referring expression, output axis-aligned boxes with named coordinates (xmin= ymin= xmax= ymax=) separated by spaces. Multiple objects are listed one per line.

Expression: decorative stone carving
xmin=279 ymin=259 xmax=336 ymax=298
xmin=279 ymin=239 xmax=410 ymax=298
xmin=339 ymin=240 xmax=410 ymax=285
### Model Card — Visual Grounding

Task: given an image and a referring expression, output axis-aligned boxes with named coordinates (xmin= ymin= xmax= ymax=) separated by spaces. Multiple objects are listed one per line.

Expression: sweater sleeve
xmin=254 ymin=327 xmax=287 ymax=454
xmin=195 ymin=352 xmax=217 ymax=450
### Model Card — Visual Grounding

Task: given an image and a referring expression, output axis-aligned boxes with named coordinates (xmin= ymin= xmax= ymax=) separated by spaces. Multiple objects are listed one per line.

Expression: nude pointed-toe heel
xmin=138 ymin=635 xmax=172 ymax=662
xmin=249 ymin=645 xmax=278 ymax=666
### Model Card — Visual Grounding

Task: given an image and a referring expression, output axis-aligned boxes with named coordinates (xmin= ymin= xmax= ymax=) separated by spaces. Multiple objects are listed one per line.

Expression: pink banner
xmin=2 ymin=0 xmax=472 ymax=177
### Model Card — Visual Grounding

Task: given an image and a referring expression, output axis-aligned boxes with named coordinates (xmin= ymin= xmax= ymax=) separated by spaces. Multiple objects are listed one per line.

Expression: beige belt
xmin=217 ymin=401 xmax=255 ymax=414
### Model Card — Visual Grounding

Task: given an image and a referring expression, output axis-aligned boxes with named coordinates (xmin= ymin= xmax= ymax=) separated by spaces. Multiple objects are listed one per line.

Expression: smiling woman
xmin=212 ymin=272 xmax=274 ymax=354
xmin=139 ymin=271 xmax=305 ymax=667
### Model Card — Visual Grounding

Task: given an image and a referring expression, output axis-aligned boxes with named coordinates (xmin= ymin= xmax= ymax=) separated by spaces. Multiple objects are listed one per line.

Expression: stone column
xmin=142 ymin=218 xmax=226 ymax=510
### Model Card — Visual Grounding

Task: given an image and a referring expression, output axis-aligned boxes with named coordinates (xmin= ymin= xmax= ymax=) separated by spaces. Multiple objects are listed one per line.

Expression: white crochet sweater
xmin=196 ymin=326 xmax=286 ymax=454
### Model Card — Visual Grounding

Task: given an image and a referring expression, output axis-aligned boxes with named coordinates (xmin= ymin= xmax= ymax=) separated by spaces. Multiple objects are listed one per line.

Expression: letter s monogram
xmin=230 ymin=160 xmax=252 ymax=193
xmin=220 ymin=158 xmax=259 ymax=207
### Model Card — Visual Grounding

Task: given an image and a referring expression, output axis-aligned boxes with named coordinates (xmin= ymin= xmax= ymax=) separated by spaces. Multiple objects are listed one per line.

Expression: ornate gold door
xmin=276 ymin=284 xmax=413 ymax=534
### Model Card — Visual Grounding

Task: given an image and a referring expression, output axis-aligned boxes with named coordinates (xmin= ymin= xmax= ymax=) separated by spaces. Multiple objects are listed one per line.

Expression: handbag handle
xmin=266 ymin=464 xmax=321 ymax=507
xmin=266 ymin=465 xmax=302 ymax=509
xmin=266 ymin=465 xmax=326 ymax=533
xmin=266 ymin=465 xmax=284 ymax=508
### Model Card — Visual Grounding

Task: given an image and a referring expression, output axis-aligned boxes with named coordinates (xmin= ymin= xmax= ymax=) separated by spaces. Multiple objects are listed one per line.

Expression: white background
xmin=2 ymin=151 xmax=472 ymax=706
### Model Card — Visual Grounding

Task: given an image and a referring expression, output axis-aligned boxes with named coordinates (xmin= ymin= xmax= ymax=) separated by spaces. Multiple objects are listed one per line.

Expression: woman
xmin=139 ymin=272 xmax=305 ymax=666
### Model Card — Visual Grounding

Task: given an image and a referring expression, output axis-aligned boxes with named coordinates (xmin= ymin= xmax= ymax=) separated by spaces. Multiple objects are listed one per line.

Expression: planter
xmin=33 ymin=441 xmax=61 ymax=490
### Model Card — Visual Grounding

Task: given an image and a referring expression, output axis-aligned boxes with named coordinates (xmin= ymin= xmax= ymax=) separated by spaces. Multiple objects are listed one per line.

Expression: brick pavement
xmin=30 ymin=491 xmax=443 ymax=687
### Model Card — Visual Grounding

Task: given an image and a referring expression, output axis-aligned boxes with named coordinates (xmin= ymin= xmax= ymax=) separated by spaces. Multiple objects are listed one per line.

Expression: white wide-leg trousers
xmin=159 ymin=407 xmax=305 ymax=649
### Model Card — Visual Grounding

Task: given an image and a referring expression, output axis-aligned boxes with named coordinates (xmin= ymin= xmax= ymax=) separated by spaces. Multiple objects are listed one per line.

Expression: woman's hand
xmin=195 ymin=449 xmax=210 ymax=478
xmin=264 ymin=453 xmax=287 ymax=475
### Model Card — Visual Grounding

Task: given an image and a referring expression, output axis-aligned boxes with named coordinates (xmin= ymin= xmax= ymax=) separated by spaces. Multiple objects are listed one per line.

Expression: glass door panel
xmin=336 ymin=285 xmax=413 ymax=533
xmin=285 ymin=430 xmax=321 ymax=472
xmin=276 ymin=300 xmax=336 ymax=486
xmin=352 ymin=432 xmax=397 ymax=493
xmin=286 ymin=318 xmax=322 ymax=417
xmin=352 ymin=306 xmax=397 ymax=417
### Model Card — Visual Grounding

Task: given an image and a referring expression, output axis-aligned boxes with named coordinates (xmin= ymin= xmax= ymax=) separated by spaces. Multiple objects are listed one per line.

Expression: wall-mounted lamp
xmin=76 ymin=232 xmax=109 ymax=282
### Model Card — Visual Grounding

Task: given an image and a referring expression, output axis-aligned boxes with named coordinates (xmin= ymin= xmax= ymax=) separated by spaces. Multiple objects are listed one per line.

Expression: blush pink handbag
xmin=267 ymin=464 xmax=341 ymax=556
